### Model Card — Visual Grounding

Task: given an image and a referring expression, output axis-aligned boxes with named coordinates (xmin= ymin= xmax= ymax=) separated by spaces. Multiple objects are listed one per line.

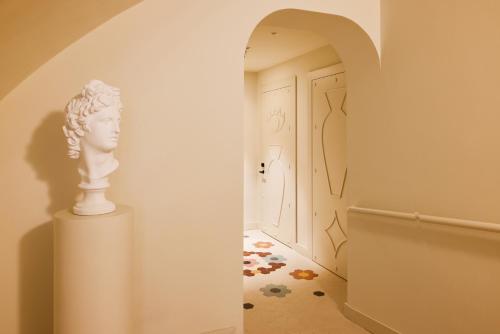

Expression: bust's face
xmin=81 ymin=105 xmax=121 ymax=153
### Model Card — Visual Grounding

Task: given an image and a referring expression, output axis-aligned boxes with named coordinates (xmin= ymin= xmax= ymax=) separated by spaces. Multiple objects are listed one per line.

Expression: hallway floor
xmin=243 ymin=230 xmax=368 ymax=334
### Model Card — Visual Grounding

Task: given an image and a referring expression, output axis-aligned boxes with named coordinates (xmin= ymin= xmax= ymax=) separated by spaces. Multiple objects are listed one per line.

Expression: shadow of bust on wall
xmin=26 ymin=111 xmax=80 ymax=214
xmin=21 ymin=111 xmax=79 ymax=334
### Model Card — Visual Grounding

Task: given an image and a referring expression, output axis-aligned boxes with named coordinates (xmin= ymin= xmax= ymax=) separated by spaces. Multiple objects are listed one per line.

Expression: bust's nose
xmin=114 ymin=120 xmax=120 ymax=134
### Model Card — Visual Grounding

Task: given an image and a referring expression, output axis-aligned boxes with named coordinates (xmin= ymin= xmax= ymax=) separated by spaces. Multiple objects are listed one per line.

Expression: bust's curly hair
xmin=62 ymin=80 xmax=122 ymax=159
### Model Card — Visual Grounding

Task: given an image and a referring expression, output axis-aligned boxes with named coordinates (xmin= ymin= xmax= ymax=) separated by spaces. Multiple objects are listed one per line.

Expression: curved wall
xmin=0 ymin=1 xmax=380 ymax=333
xmin=0 ymin=0 xmax=142 ymax=99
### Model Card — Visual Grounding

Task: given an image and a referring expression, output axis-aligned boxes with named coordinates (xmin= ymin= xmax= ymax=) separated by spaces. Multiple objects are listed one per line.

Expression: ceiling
xmin=244 ymin=25 xmax=329 ymax=72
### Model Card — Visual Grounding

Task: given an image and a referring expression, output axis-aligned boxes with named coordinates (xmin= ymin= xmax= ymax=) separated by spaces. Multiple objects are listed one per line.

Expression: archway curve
xmin=242 ymin=8 xmax=381 ymax=67
xmin=241 ymin=7 xmax=383 ymax=216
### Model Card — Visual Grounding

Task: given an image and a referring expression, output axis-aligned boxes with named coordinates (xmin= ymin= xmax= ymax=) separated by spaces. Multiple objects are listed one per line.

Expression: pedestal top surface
xmin=54 ymin=205 xmax=133 ymax=221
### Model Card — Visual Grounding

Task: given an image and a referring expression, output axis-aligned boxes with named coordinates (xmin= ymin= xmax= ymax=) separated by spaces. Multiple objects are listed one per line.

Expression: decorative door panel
xmin=311 ymin=65 xmax=348 ymax=279
xmin=260 ymin=77 xmax=296 ymax=246
xmin=263 ymin=146 xmax=285 ymax=228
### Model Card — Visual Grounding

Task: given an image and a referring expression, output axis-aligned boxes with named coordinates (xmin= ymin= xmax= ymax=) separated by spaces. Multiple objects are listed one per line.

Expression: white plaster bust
xmin=63 ymin=80 xmax=122 ymax=215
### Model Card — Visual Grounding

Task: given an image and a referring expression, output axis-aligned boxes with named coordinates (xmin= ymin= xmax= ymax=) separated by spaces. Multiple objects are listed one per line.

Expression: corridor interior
xmin=243 ymin=21 xmax=358 ymax=333
xmin=243 ymin=230 xmax=366 ymax=333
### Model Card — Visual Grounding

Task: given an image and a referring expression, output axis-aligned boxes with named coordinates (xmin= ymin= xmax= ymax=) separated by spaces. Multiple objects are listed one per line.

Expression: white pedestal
xmin=54 ymin=206 xmax=133 ymax=334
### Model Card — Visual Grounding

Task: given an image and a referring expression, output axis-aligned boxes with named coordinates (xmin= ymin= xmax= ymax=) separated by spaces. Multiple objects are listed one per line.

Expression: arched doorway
xmin=241 ymin=9 xmax=380 ymax=333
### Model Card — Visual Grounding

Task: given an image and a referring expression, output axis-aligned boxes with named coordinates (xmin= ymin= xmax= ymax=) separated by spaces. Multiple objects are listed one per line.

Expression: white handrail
xmin=348 ymin=206 xmax=500 ymax=233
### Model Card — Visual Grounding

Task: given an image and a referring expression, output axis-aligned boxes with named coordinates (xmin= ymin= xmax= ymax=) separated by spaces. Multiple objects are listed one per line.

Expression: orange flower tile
xmin=253 ymin=241 xmax=274 ymax=249
xmin=289 ymin=269 xmax=319 ymax=280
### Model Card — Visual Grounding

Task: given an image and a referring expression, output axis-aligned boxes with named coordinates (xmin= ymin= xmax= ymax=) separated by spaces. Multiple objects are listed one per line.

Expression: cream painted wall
xmin=256 ymin=46 xmax=341 ymax=253
xmin=375 ymin=0 xmax=500 ymax=222
xmin=243 ymin=72 xmax=260 ymax=229
xmin=346 ymin=1 xmax=500 ymax=333
xmin=348 ymin=211 xmax=500 ymax=334
xmin=0 ymin=1 xmax=379 ymax=334
xmin=6 ymin=0 xmax=500 ymax=333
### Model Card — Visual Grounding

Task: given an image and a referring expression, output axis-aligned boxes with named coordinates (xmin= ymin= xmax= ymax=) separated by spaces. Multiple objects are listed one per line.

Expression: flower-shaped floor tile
xmin=289 ymin=269 xmax=319 ymax=280
xmin=243 ymin=258 xmax=259 ymax=268
xmin=263 ymin=254 xmax=287 ymax=263
xmin=253 ymin=241 xmax=274 ymax=249
xmin=243 ymin=251 xmax=286 ymax=276
xmin=260 ymin=284 xmax=291 ymax=297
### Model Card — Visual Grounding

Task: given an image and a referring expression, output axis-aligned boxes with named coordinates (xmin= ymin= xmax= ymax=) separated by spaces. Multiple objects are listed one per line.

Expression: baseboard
xmin=244 ymin=221 xmax=259 ymax=231
xmin=201 ymin=326 xmax=236 ymax=334
xmin=292 ymin=243 xmax=312 ymax=259
xmin=344 ymin=303 xmax=400 ymax=334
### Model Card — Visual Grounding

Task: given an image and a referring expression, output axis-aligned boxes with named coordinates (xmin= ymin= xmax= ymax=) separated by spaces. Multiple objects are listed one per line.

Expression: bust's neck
xmin=78 ymin=144 xmax=119 ymax=189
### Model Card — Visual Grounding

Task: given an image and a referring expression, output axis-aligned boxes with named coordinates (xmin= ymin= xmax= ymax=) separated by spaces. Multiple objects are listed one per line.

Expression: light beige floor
xmin=243 ymin=230 xmax=368 ymax=334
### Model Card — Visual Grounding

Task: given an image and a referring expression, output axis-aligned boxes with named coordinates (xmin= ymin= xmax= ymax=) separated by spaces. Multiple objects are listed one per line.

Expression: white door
xmin=260 ymin=77 xmax=296 ymax=246
xmin=311 ymin=64 xmax=348 ymax=279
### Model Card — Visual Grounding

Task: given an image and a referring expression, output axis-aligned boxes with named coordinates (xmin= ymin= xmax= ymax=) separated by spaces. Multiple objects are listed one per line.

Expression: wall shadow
xmin=19 ymin=223 xmax=54 ymax=334
xmin=25 ymin=111 xmax=79 ymax=215
xmin=20 ymin=111 xmax=79 ymax=334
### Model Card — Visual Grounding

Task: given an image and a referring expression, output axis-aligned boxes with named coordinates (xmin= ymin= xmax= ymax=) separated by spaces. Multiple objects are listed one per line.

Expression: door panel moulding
xmin=267 ymin=157 xmax=285 ymax=227
xmin=320 ymin=97 xmax=334 ymax=196
xmin=325 ymin=210 xmax=348 ymax=258
xmin=321 ymin=87 xmax=347 ymax=197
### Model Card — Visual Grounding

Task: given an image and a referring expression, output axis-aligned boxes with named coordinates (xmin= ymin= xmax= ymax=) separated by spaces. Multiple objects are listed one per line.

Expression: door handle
xmin=259 ymin=162 xmax=265 ymax=174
